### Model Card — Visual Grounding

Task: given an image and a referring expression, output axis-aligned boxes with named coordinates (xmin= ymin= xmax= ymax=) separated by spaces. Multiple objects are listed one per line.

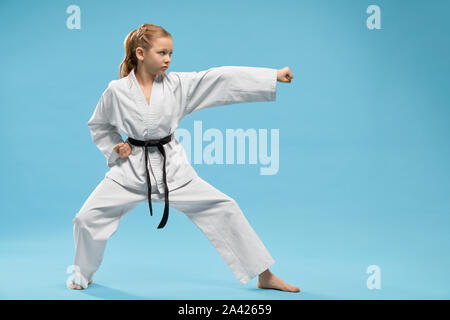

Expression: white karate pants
xmin=71 ymin=175 xmax=275 ymax=289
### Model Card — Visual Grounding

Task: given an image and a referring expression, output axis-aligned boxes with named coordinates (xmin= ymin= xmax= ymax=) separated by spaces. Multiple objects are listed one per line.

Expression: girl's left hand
xmin=277 ymin=67 xmax=294 ymax=83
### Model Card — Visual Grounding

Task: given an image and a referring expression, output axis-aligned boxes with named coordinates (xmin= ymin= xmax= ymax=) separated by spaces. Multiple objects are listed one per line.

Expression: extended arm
xmin=174 ymin=66 xmax=278 ymax=117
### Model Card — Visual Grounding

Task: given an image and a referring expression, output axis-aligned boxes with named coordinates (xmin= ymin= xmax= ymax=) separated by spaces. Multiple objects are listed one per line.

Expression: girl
xmin=68 ymin=23 xmax=299 ymax=293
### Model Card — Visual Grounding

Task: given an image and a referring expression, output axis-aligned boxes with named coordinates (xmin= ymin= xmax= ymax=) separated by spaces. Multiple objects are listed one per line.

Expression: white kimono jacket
xmin=87 ymin=66 xmax=277 ymax=193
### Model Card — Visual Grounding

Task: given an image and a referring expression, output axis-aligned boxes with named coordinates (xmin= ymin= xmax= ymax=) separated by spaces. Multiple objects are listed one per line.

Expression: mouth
xmin=162 ymin=66 xmax=168 ymax=69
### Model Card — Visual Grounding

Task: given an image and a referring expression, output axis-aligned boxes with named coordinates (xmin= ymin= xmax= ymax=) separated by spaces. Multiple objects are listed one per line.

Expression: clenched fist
xmin=277 ymin=67 xmax=294 ymax=83
xmin=113 ymin=142 xmax=132 ymax=158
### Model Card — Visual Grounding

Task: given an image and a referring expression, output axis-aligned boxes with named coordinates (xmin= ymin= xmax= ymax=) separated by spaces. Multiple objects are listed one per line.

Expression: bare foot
xmin=257 ymin=269 xmax=300 ymax=293
xmin=68 ymin=279 xmax=93 ymax=290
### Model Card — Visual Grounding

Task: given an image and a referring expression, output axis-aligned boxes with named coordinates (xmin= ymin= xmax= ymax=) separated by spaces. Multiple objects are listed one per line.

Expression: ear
xmin=135 ymin=47 xmax=146 ymax=61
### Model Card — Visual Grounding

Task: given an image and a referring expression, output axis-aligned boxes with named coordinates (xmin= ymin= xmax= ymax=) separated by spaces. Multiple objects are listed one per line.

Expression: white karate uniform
xmin=71 ymin=66 xmax=277 ymax=289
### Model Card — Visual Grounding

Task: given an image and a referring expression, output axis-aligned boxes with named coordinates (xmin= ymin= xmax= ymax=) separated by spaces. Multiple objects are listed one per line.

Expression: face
xmin=136 ymin=36 xmax=173 ymax=76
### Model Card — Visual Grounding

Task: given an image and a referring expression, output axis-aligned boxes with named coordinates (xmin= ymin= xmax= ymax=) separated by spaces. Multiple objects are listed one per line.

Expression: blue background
xmin=1 ymin=0 xmax=449 ymax=299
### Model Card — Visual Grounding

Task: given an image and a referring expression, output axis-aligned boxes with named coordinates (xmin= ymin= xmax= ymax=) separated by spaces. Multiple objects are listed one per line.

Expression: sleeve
xmin=175 ymin=66 xmax=277 ymax=117
xmin=87 ymin=88 xmax=124 ymax=168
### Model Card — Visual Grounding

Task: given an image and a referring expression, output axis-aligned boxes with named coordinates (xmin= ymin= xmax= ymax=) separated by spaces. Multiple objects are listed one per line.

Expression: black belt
xmin=125 ymin=133 xmax=172 ymax=229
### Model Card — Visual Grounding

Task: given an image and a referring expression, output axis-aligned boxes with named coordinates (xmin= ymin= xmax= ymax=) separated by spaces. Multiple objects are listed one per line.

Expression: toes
xmin=68 ymin=283 xmax=84 ymax=290
xmin=68 ymin=280 xmax=92 ymax=290
xmin=289 ymin=286 xmax=300 ymax=292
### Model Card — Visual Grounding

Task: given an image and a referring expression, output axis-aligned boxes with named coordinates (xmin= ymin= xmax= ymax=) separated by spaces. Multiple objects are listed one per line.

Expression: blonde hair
xmin=119 ymin=23 xmax=172 ymax=79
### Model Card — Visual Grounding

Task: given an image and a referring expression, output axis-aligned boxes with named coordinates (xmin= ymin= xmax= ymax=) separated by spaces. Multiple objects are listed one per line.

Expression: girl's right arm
xmin=87 ymin=88 xmax=124 ymax=168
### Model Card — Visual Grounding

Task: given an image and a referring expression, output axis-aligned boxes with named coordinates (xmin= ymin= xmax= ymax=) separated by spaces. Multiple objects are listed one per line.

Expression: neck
xmin=135 ymin=65 xmax=157 ymax=85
